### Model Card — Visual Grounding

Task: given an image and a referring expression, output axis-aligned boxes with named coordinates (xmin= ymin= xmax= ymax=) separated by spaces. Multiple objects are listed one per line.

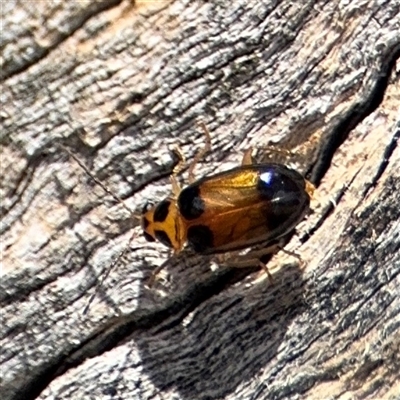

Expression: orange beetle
xmin=141 ymin=125 xmax=314 ymax=257
xmin=64 ymin=124 xmax=314 ymax=311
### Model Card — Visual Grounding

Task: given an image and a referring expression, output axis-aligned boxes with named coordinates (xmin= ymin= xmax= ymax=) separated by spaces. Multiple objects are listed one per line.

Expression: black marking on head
xmin=187 ymin=225 xmax=214 ymax=253
xmin=142 ymin=217 xmax=151 ymax=230
xmin=143 ymin=231 xmax=155 ymax=242
xmin=154 ymin=230 xmax=173 ymax=248
xmin=153 ymin=200 xmax=171 ymax=222
xmin=178 ymin=185 xmax=205 ymax=220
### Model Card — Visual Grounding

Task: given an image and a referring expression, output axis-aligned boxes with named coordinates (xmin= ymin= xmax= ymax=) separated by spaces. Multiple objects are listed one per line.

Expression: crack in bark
xmin=308 ymin=42 xmax=400 ymax=185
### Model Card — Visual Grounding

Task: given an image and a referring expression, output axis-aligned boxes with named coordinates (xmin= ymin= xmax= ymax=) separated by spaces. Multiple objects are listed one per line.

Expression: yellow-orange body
xmin=141 ymin=163 xmax=313 ymax=254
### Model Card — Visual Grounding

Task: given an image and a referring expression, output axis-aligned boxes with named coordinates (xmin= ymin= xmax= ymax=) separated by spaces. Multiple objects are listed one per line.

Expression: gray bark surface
xmin=1 ymin=1 xmax=399 ymax=400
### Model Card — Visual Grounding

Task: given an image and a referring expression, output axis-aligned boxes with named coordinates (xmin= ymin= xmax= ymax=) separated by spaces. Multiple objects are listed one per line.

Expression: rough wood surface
xmin=1 ymin=1 xmax=399 ymax=400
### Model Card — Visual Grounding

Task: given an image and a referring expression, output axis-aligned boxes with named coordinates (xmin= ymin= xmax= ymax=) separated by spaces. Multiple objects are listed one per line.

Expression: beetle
xmin=63 ymin=123 xmax=314 ymax=311
xmin=141 ymin=124 xmax=314 ymax=260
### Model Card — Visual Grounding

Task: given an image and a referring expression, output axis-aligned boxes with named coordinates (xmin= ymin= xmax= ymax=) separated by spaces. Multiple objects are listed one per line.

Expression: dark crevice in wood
xmin=299 ymin=166 xmax=362 ymax=244
xmin=308 ymin=42 xmax=400 ymax=185
xmin=364 ymin=123 xmax=400 ymax=193
xmin=1 ymin=0 xmax=122 ymax=81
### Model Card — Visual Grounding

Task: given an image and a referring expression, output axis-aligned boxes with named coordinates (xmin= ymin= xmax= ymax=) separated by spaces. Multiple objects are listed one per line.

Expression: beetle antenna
xmin=83 ymin=228 xmax=141 ymax=315
xmin=59 ymin=143 xmax=140 ymax=314
xmin=59 ymin=144 xmax=134 ymax=216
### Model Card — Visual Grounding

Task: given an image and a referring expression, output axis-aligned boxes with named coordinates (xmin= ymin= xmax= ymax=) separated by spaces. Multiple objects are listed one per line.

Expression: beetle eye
xmin=141 ymin=202 xmax=153 ymax=214
xmin=143 ymin=232 xmax=155 ymax=242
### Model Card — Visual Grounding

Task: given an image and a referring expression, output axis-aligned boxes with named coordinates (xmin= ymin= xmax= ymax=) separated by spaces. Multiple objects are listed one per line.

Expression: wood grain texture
xmin=1 ymin=1 xmax=399 ymax=400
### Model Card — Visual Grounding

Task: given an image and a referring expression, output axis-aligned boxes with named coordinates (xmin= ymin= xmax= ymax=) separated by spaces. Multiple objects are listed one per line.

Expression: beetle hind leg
xmin=241 ymin=148 xmax=254 ymax=165
xmin=218 ymin=241 xmax=305 ymax=284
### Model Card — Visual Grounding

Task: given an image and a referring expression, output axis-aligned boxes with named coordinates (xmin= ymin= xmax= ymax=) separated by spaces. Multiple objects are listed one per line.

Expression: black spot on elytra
xmin=178 ymin=185 xmax=205 ymax=220
xmin=256 ymin=166 xmax=310 ymax=235
xmin=153 ymin=200 xmax=171 ymax=222
xmin=187 ymin=225 xmax=214 ymax=253
xmin=256 ymin=165 xmax=305 ymax=200
xmin=155 ymin=230 xmax=173 ymax=248
xmin=267 ymin=200 xmax=301 ymax=231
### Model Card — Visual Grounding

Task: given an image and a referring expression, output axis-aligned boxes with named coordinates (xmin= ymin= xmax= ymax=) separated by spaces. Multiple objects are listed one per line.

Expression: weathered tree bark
xmin=1 ymin=1 xmax=399 ymax=400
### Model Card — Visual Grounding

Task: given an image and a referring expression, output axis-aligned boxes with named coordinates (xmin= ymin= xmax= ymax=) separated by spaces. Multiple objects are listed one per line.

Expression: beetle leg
xmin=218 ymin=241 xmax=305 ymax=283
xmin=145 ymin=245 xmax=183 ymax=288
xmin=279 ymin=247 xmax=305 ymax=267
xmin=241 ymin=148 xmax=254 ymax=165
xmin=241 ymin=145 xmax=294 ymax=165
xmin=249 ymin=145 xmax=299 ymax=164
xmin=146 ymin=255 xmax=172 ymax=288
xmin=259 ymin=260 xmax=274 ymax=284
xmin=219 ymin=243 xmax=281 ymax=269
xmin=170 ymin=176 xmax=181 ymax=197
xmin=187 ymin=121 xmax=212 ymax=183
xmin=305 ymin=180 xmax=315 ymax=199
xmin=172 ymin=121 xmax=211 ymax=184
xmin=172 ymin=146 xmax=186 ymax=176
xmin=264 ymin=145 xmax=294 ymax=158
xmin=170 ymin=146 xmax=186 ymax=197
